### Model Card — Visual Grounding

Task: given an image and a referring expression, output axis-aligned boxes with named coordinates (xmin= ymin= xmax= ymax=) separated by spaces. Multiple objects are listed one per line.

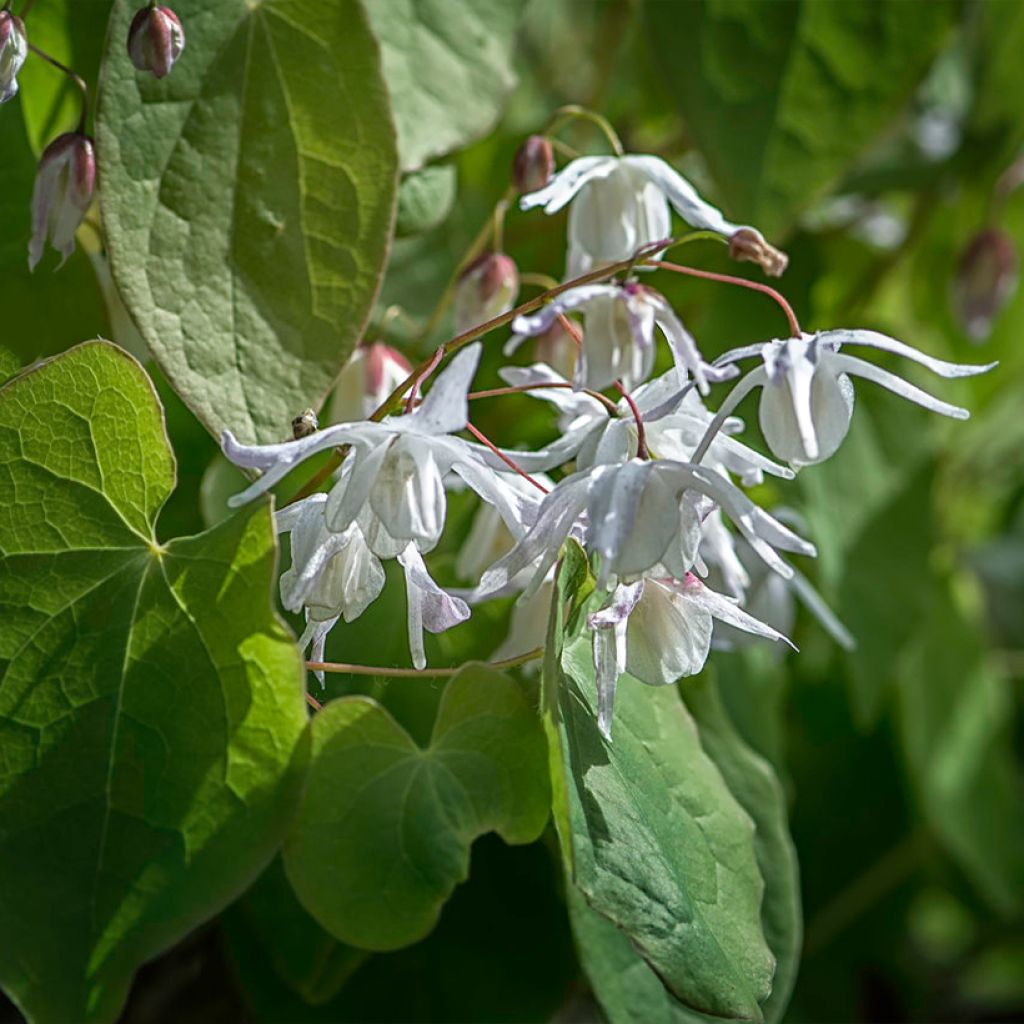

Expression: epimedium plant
xmin=0 ymin=2 xmax=1010 ymax=1023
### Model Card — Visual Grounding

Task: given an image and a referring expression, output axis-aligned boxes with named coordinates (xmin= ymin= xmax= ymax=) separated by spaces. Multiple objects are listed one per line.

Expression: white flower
xmin=520 ymin=153 xmax=779 ymax=278
xmin=588 ymin=574 xmax=793 ymax=739
xmin=475 ymin=457 xmax=815 ymax=601
xmin=397 ymin=544 xmax=471 ymax=670
xmin=509 ymin=281 xmax=709 ymax=393
xmin=29 ymin=133 xmax=96 ymax=271
xmin=222 ymin=344 xmax=535 ymax=555
xmin=704 ymin=330 xmax=998 ymax=468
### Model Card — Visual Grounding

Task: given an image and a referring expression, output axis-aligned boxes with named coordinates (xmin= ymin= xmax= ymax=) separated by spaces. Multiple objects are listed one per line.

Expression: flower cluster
xmin=222 ymin=133 xmax=994 ymax=740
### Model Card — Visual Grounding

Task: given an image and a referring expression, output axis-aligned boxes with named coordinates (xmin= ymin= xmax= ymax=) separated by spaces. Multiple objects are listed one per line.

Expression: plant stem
xmin=27 ymin=42 xmax=89 ymax=132
xmin=307 ymin=647 xmax=546 ymax=679
xmin=546 ymin=104 xmax=624 ymax=157
xmin=466 ymin=423 xmax=549 ymax=494
xmin=614 ymin=381 xmax=649 ymax=458
xmin=645 ymin=258 xmax=802 ymax=337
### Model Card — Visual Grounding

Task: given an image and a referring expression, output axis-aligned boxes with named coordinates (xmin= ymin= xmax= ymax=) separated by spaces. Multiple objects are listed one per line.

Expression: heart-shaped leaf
xmin=0 ymin=341 xmax=308 ymax=1024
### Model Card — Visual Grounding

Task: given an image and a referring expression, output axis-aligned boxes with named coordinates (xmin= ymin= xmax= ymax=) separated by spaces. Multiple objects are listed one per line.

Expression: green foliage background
xmin=1 ymin=0 xmax=1023 ymax=1021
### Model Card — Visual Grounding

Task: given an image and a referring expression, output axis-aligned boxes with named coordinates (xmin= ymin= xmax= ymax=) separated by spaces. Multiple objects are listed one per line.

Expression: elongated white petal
xmin=323 ymin=440 xmax=390 ymax=534
xmin=398 ymin=544 xmax=471 ymax=669
xmin=510 ymin=284 xmax=618 ymax=341
xmin=499 ymin=363 xmax=607 ymax=421
xmin=646 ymin=292 xmax=709 ymax=395
xmin=788 ymin=567 xmax=856 ymax=651
xmin=825 ymin=329 xmax=998 ymax=378
xmin=274 ymin=493 xmax=326 ymax=534
xmin=589 ymin=582 xmax=639 ymax=743
xmin=446 ymin=447 xmax=540 ymax=537
xmin=409 ymin=342 xmax=481 ymax=435
xmin=833 ymin=354 xmax=970 ymax=420
xmin=626 ymin=154 xmax=747 ymax=237
xmin=298 ymin=615 xmax=338 ymax=686
xmin=681 ymin=576 xmax=795 ymax=650
xmin=519 ymin=155 xmax=616 ymax=213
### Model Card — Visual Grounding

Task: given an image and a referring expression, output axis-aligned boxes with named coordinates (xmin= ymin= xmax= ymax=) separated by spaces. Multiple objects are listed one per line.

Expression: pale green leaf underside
xmin=543 ymin=543 xmax=774 ymax=1022
xmin=284 ymin=664 xmax=550 ymax=951
xmin=98 ymin=0 xmax=399 ymax=445
xmin=368 ymin=0 xmax=527 ymax=172
xmin=0 ymin=342 xmax=308 ymax=1024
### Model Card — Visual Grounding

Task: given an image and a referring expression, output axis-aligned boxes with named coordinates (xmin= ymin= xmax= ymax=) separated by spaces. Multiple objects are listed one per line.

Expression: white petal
xmin=370 ymin=435 xmax=447 ymax=551
xmin=646 ymin=292 xmax=710 ymax=395
xmin=323 ymin=440 xmax=390 ymax=534
xmin=824 ymin=329 xmax=998 ymax=379
xmin=398 ymin=545 xmax=471 ymax=670
xmin=788 ymin=567 xmax=856 ymax=651
xmin=519 ymin=156 xmax=616 ymax=213
xmin=626 ymin=154 xmax=746 ymax=237
xmin=833 ymin=354 xmax=971 ymax=420
xmin=681 ymin=576 xmax=794 ymax=649
xmin=510 ymin=284 xmax=618 ymax=340
xmin=409 ymin=342 xmax=481 ymax=435
xmin=625 ymin=580 xmax=711 ymax=685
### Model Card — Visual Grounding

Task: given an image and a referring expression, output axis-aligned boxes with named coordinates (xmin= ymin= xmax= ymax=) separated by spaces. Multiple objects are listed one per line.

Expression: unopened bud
xmin=454 ymin=251 xmax=519 ymax=334
xmin=533 ymin=317 xmax=579 ymax=381
xmin=291 ymin=408 xmax=319 ymax=439
xmin=0 ymin=10 xmax=27 ymax=104
xmin=728 ymin=228 xmax=789 ymax=278
xmin=952 ymin=228 xmax=1018 ymax=343
xmin=29 ymin=133 xmax=96 ymax=272
xmin=512 ymin=135 xmax=554 ymax=195
xmin=329 ymin=342 xmax=413 ymax=422
xmin=127 ymin=5 xmax=184 ymax=79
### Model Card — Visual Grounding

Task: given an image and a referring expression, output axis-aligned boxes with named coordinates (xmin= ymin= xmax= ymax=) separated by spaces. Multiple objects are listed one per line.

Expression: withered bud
xmin=291 ymin=408 xmax=319 ymax=439
xmin=453 ymin=251 xmax=519 ymax=334
xmin=951 ymin=228 xmax=1018 ymax=344
xmin=728 ymin=228 xmax=789 ymax=278
xmin=512 ymin=135 xmax=554 ymax=195
xmin=127 ymin=5 xmax=185 ymax=79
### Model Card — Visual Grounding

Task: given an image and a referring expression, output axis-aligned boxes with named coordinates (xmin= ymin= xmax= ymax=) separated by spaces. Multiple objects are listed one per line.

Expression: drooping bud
xmin=127 ymin=5 xmax=185 ymax=79
xmin=29 ymin=133 xmax=96 ymax=271
xmin=728 ymin=227 xmax=789 ymax=278
xmin=533 ymin=316 xmax=579 ymax=381
xmin=329 ymin=342 xmax=413 ymax=422
xmin=512 ymin=135 xmax=554 ymax=195
xmin=453 ymin=251 xmax=519 ymax=334
xmin=951 ymin=228 xmax=1018 ymax=343
xmin=0 ymin=10 xmax=28 ymax=104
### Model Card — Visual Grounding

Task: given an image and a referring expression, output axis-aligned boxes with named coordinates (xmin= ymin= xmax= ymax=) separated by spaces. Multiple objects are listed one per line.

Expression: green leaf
xmin=97 ymin=0 xmax=399 ymax=444
xmin=543 ymin=543 xmax=774 ymax=1022
xmin=681 ymin=676 xmax=802 ymax=1024
xmin=368 ymin=0 xmax=527 ymax=171
xmin=645 ymin=0 xmax=956 ymax=235
xmin=896 ymin=584 xmax=1024 ymax=914
xmin=0 ymin=341 xmax=309 ymax=1023
xmin=283 ymin=664 xmax=550 ymax=951
xmin=396 ymin=163 xmax=459 ymax=238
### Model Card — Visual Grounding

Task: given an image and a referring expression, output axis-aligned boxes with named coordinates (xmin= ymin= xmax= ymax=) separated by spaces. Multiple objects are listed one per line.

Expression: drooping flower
xmin=508 ymin=281 xmax=710 ymax=393
xmin=0 ymin=10 xmax=28 ymax=104
xmin=708 ymin=330 xmax=997 ymax=467
xmin=474 ymin=457 xmax=814 ymax=602
xmin=520 ymin=153 xmax=786 ymax=278
xmin=588 ymin=573 xmax=793 ymax=739
xmin=29 ymin=133 xmax=96 ymax=271
xmin=127 ymin=5 xmax=185 ymax=79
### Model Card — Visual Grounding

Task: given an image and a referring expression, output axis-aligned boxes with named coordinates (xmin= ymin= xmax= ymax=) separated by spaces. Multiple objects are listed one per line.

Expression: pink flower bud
xmin=127 ymin=5 xmax=184 ymax=79
xmin=951 ymin=228 xmax=1018 ymax=343
xmin=453 ymin=252 xmax=519 ymax=334
xmin=0 ymin=10 xmax=28 ymax=104
xmin=512 ymin=135 xmax=554 ymax=195
xmin=329 ymin=343 xmax=413 ymax=422
xmin=29 ymin=133 xmax=96 ymax=272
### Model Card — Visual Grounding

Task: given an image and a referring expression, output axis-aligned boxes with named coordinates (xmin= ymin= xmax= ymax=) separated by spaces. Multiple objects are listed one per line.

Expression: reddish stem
xmin=466 ymin=423 xmax=549 ymax=494
xmin=613 ymin=381 xmax=649 ymax=459
xmin=468 ymin=380 xmax=618 ymax=413
xmin=646 ymin=259 xmax=802 ymax=337
xmin=404 ymin=346 xmax=446 ymax=413
xmin=305 ymin=691 xmax=322 ymax=712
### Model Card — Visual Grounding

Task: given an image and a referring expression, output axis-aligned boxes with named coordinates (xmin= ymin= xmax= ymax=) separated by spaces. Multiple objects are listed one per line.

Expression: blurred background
xmin=2 ymin=1 xmax=1022 ymax=1021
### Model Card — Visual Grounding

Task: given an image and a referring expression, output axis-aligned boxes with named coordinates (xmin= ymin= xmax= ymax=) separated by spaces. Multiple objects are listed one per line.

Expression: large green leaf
xmin=0 ymin=341 xmax=308 ymax=1023
xmin=681 ymin=676 xmax=802 ymax=1024
xmin=283 ymin=664 xmax=550 ymax=951
xmin=543 ymin=542 xmax=774 ymax=1022
xmin=367 ymin=0 xmax=527 ymax=172
xmin=645 ymin=0 xmax=956 ymax=235
xmin=97 ymin=0 xmax=399 ymax=444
